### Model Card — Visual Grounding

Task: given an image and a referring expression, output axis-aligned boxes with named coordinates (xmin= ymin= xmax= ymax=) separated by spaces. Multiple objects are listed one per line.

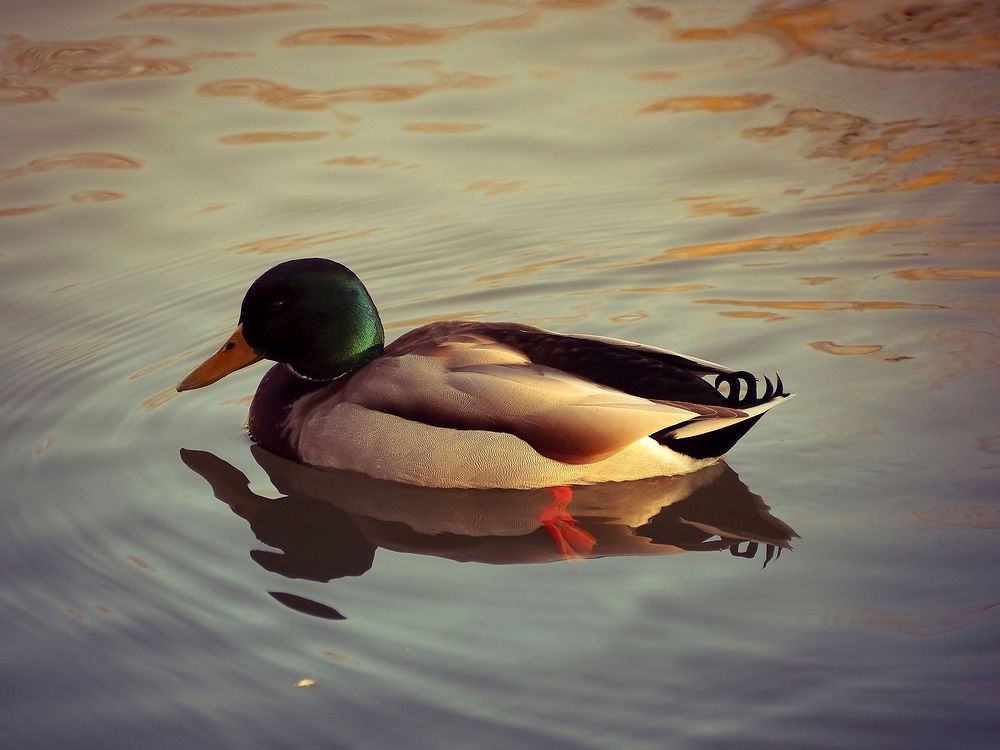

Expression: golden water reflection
xmin=682 ymin=198 xmax=765 ymax=218
xmin=226 ymin=228 xmax=380 ymax=254
xmin=216 ymin=131 xmax=329 ymax=144
xmin=674 ymin=0 xmax=1000 ymax=71
xmin=279 ymin=12 xmax=537 ymax=47
xmin=403 ymin=121 xmax=490 ymax=133
xmin=640 ymin=220 xmax=938 ymax=263
xmin=0 ymin=204 xmax=58 ymax=218
xmin=0 ymin=33 xmax=241 ymax=105
xmin=893 ymin=268 xmax=1000 ymax=282
xmin=322 ymin=155 xmax=411 ymax=168
xmin=641 ymin=93 xmax=772 ymax=115
xmin=1 ymin=153 xmax=144 ymax=180
xmin=197 ymin=71 xmax=508 ymax=110
xmin=745 ymin=108 xmax=1000 ymax=194
xmin=718 ymin=310 xmax=789 ymax=322
xmin=70 ymin=190 xmax=126 ymax=202
xmin=118 ymin=3 xmax=327 ymax=20
xmin=809 ymin=340 xmax=883 ymax=356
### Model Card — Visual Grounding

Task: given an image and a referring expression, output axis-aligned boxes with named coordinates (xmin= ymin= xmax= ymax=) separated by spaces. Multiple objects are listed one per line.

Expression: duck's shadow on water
xmin=180 ymin=447 xmax=798 ymax=619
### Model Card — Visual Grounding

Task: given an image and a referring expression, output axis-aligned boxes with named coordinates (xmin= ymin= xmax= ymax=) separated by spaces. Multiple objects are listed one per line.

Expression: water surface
xmin=2 ymin=1 xmax=998 ymax=747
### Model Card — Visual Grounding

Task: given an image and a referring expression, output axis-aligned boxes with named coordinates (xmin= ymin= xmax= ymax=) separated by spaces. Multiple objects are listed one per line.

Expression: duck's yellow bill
xmin=176 ymin=324 xmax=263 ymax=392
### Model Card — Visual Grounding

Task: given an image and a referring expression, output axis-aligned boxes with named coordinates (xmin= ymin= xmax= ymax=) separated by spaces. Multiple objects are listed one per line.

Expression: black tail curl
xmin=713 ymin=371 xmax=788 ymax=408
xmin=657 ymin=372 xmax=790 ymax=460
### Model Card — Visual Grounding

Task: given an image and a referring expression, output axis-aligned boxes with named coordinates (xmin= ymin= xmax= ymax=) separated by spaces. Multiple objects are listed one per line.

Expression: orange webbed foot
xmin=539 ymin=486 xmax=597 ymax=559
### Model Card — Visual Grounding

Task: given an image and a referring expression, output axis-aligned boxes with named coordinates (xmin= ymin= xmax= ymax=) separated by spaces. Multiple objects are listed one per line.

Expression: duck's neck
xmin=248 ymin=363 xmax=332 ymax=457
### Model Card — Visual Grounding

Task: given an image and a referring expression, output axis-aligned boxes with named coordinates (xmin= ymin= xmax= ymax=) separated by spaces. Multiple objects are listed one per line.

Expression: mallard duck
xmin=177 ymin=258 xmax=793 ymax=489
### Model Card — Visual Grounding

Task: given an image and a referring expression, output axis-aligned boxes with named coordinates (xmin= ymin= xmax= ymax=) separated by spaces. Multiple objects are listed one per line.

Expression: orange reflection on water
xmin=640 ymin=93 xmax=771 ymax=114
xmin=743 ymin=107 xmax=874 ymax=154
xmin=71 ymin=190 xmax=126 ymax=203
xmin=217 ymin=131 xmax=329 ymax=144
xmin=638 ymin=284 xmax=715 ymax=293
xmin=474 ymin=253 xmax=592 ymax=284
xmin=648 ymin=219 xmax=937 ymax=262
xmin=1 ymin=153 xmax=144 ymax=181
xmin=128 ymin=349 xmax=199 ymax=381
xmin=280 ymin=12 xmax=537 ymax=47
xmin=227 ymin=228 xmax=379 ymax=254
xmin=890 ymin=169 xmax=958 ymax=192
xmin=893 ymin=268 xmax=1000 ymax=282
xmin=537 ymin=0 xmax=614 ymax=9
xmin=610 ymin=311 xmax=649 ymax=323
xmin=195 ymin=202 xmax=231 ymax=213
xmin=630 ymin=70 xmax=679 ymax=82
xmin=35 ymin=435 xmax=54 ymax=456
xmin=888 ymin=142 xmax=936 ymax=164
xmin=322 ymin=155 xmax=407 ymax=168
xmin=675 ymin=0 xmax=1000 ymax=71
xmin=404 ymin=122 xmax=489 ymax=133
xmin=139 ymin=387 xmax=180 ymax=411
xmin=198 ymin=71 xmax=508 ymax=111
xmin=382 ymin=58 xmax=441 ymax=69
xmin=119 ymin=2 xmax=326 ymax=19
xmin=198 ymin=79 xmax=332 ymax=110
xmin=0 ymin=34 xmax=238 ymax=105
xmin=718 ymin=311 xmax=789 ymax=322
xmin=683 ymin=198 xmax=765 ymax=218
xmin=0 ymin=204 xmax=58 ymax=218
xmin=127 ymin=555 xmax=154 ymax=570
xmin=629 ymin=5 xmax=672 ymax=25
xmin=809 ymin=340 xmax=882 ymax=356
xmin=746 ymin=108 xmax=1000 ymax=194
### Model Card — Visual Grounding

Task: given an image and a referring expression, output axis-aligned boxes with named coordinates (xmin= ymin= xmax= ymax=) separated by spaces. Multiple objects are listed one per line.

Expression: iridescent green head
xmin=238 ymin=258 xmax=384 ymax=381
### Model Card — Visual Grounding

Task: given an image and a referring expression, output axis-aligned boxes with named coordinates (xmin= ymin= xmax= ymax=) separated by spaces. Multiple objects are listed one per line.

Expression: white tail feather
xmin=669 ymin=394 xmax=796 ymax=439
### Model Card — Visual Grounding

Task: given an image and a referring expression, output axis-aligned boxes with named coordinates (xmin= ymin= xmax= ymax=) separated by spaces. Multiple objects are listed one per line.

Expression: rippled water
xmin=2 ymin=1 xmax=998 ymax=747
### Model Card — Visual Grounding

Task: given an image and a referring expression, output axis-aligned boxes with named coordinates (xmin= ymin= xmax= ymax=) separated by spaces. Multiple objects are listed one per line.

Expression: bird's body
xmin=178 ymin=259 xmax=793 ymax=489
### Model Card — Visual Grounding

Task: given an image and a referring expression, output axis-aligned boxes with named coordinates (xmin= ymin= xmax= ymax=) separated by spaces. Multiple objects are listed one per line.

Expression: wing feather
xmin=446 ymin=363 xmax=699 ymax=463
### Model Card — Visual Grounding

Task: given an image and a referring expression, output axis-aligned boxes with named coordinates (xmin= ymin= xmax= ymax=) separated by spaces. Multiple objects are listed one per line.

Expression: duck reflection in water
xmin=181 ymin=446 xmax=798 ymax=587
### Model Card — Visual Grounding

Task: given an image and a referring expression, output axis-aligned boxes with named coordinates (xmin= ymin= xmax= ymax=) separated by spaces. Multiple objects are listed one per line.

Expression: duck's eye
xmin=268 ymin=298 xmax=286 ymax=311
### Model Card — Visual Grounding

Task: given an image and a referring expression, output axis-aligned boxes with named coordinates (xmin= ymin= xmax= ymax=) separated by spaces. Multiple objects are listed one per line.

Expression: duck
xmin=176 ymin=258 xmax=793 ymax=489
